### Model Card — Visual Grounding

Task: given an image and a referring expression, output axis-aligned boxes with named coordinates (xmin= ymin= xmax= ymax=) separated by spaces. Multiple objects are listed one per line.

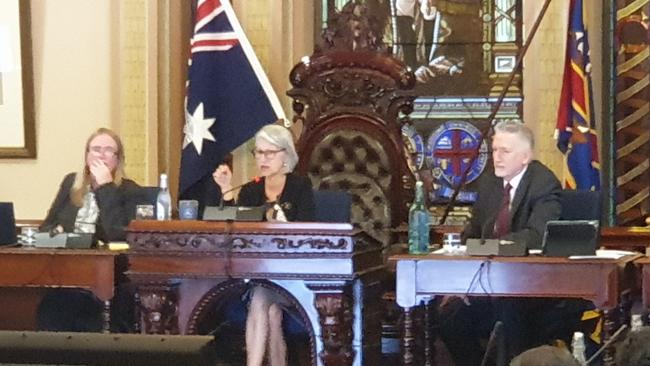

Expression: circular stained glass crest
xmin=401 ymin=124 xmax=425 ymax=173
xmin=426 ymin=120 xmax=488 ymax=186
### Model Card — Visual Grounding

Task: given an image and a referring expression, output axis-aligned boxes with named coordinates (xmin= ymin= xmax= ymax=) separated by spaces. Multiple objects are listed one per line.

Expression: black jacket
xmin=237 ymin=173 xmax=315 ymax=222
xmin=463 ymin=160 xmax=562 ymax=249
xmin=181 ymin=173 xmax=224 ymax=217
xmin=40 ymin=173 xmax=142 ymax=242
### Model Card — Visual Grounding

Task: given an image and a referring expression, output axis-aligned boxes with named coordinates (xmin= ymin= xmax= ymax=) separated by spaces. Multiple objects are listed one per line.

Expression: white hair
xmin=255 ymin=124 xmax=299 ymax=172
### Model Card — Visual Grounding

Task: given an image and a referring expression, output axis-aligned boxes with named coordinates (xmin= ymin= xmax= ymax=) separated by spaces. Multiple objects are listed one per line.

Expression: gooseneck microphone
xmin=480 ymin=214 xmax=497 ymax=244
xmin=218 ymin=176 xmax=261 ymax=209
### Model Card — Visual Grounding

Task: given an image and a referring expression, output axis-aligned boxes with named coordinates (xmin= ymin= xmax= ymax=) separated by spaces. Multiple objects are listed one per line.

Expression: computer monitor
xmin=0 ymin=202 xmax=17 ymax=245
xmin=202 ymin=206 xmax=265 ymax=221
xmin=542 ymin=220 xmax=599 ymax=257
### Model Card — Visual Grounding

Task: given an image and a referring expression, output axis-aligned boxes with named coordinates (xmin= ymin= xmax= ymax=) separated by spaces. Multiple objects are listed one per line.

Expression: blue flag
xmin=555 ymin=0 xmax=600 ymax=191
xmin=180 ymin=0 xmax=285 ymax=195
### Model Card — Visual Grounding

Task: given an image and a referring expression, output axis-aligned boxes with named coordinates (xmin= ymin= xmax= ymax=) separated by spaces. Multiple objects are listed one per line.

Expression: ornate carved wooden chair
xmin=289 ymin=3 xmax=416 ymax=256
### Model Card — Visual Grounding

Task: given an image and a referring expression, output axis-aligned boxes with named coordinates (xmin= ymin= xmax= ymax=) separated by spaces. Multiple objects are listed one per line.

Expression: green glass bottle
xmin=408 ymin=181 xmax=430 ymax=254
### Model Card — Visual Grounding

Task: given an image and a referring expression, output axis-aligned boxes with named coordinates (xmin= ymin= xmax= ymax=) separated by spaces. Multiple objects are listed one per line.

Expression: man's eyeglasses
xmin=251 ymin=148 xmax=285 ymax=159
xmin=88 ymin=146 xmax=118 ymax=157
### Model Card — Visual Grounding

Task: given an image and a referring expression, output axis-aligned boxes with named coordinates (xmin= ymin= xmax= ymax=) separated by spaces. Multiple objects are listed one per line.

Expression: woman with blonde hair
xmin=40 ymin=127 xmax=140 ymax=242
xmin=38 ymin=127 xmax=141 ymax=332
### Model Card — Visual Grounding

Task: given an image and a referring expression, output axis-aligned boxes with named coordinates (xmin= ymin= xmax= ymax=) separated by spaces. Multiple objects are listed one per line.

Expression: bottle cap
xmin=572 ymin=331 xmax=584 ymax=341
xmin=159 ymin=173 xmax=169 ymax=188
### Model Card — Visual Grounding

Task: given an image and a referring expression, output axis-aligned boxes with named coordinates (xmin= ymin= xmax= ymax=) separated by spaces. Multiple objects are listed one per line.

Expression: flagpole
xmin=601 ymin=0 xmax=616 ymax=226
xmin=439 ymin=0 xmax=554 ymax=225
xmin=220 ymin=0 xmax=286 ymax=122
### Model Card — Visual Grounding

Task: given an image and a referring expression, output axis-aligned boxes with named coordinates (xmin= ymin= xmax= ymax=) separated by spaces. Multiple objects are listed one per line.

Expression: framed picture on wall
xmin=0 ymin=0 xmax=35 ymax=158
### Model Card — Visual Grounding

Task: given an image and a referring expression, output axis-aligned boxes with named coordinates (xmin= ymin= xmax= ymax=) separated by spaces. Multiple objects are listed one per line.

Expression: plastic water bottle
xmin=408 ymin=181 xmax=430 ymax=254
xmin=631 ymin=314 xmax=644 ymax=332
xmin=571 ymin=331 xmax=587 ymax=365
xmin=156 ymin=173 xmax=172 ymax=220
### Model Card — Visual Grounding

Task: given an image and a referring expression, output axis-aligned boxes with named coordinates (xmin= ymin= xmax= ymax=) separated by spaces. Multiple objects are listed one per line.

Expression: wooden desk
xmin=634 ymin=257 xmax=650 ymax=312
xmin=126 ymin=220 xmax=385 ymax=366
xmin=391 ymin=254 xmax=640 ymax=366
xmin=601 ymin=226 xmax=650 ymax=251
xmin=0 ymin=248 xmax=117 ymax=331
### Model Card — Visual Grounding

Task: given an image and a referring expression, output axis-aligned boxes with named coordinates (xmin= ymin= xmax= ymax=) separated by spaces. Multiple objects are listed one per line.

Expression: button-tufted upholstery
xmin=307 ymin=130 xmax=393 ymax=248
xmin=288 ymin=49 xmax=416 ymax=259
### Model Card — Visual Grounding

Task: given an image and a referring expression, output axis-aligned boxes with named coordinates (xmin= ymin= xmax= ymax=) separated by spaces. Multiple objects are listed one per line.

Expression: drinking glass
xmin=135 ymin=204 xmax=155 ymax=220
xmin=178 ymin=200 xmax=199 ymax=220
xmin=20 ymin=226 xmax=37 ymax=247
xmin=443 ymin=232 xmax=462 ymax=254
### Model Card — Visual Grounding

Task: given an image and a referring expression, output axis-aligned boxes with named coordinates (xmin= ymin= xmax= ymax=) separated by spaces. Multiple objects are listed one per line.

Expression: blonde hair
xmin=70 ymin=128 xmax=126 ymax=207
xmin=255 ymin=124 xmax=299 ymax=173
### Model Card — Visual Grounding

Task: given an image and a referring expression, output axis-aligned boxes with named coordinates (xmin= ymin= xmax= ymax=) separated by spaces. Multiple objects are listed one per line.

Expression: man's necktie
xmin=494 ymin=183 xmax=512 ymax=238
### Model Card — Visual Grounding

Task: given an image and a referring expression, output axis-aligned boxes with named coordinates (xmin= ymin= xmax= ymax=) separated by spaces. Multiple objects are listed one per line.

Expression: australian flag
xmin=555 ymin=0 xmax=600 ymax=191
xmin=180 ymin=0 xmax=285 ymax=196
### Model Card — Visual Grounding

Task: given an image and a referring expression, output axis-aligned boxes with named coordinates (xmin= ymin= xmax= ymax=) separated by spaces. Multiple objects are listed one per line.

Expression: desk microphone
xmin=218 ymin=176 xmax=261 ymax=209
xmin=480 ymin=214 xmax=497 ymax=244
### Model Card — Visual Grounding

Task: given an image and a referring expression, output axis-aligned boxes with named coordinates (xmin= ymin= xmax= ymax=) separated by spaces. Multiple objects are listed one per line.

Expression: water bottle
xmin=156 ymin=173 xmax=172 ymax=220
xmin=571 ymin=331 xmax=587 ymax=365
xmin=631 ymin=313 xmax=644 ymax=332
xmin=408 ymin=181 xmax=430 ymax=254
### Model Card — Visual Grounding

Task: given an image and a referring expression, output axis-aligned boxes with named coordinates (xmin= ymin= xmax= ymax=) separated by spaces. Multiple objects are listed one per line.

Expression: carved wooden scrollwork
xmin=318 ymin=1 xmax=386 ymax=53
xmin=137 ymin=283 xmax=180 ymax=334
xmin=314 ymin=292 xmax=355 ymax=366
xmin=230 ymin=236 xmax=263 ymax=249
xmin=272 ymin=237 xmax=348 ymax=250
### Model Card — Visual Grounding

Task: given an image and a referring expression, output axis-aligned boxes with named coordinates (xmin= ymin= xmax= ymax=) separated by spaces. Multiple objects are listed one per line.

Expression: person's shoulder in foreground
xmin=616 ymin=327 xmax=650 ymax=366
xmin=509 ymin=345 xmax=580 ymax=366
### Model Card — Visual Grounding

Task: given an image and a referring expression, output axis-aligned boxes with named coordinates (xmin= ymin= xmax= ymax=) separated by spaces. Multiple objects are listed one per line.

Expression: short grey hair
xmin=255 ymin=124 xmax=299 ymax=172
xmin=493 ymin=119 xmax=534 ymax=151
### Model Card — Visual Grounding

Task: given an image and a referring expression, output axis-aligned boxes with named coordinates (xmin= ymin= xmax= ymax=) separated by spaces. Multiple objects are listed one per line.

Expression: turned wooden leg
xmin=402 ymin=306 xmax=417 ymax=366
xmin=102 ymin=300 xmax=111 ymax=333
xmin=424 ymin=300 xmax=436 ymax=366
xmin=133 ymin=292 xmax=141 ymax=333
xmin=602 ymin=308 xmax=616 ymax=366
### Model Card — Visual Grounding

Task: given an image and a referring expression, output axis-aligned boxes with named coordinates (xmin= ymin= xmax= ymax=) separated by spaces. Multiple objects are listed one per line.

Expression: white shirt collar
xmin=504 ymin=164 xmax=528 ymax=203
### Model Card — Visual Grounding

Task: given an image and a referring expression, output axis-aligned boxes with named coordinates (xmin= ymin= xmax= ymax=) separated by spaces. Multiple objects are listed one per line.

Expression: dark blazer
xmin=463 ymin=160 xmax=562 ymax=249
xmin=180 ymin=173 xmax=223 ymax=217
xmin=40 ymin=173 xmax=142 ymax=242
xmin=237 ymin=173 xmax=315 ymax=222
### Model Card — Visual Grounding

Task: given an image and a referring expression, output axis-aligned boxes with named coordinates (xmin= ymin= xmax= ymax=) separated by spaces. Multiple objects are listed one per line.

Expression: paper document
xmin=569 ymin=249 xmax=636 ymax=260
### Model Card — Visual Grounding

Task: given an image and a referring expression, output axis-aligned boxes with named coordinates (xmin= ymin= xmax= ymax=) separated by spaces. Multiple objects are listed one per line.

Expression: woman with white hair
xmin=234 ymin=123 xmax=315 ymax=222
xmin=214 ymin=123 xmax=315 ymax=366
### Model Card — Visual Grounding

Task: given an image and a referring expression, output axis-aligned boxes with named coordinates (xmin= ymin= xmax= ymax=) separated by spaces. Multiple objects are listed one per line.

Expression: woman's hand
xmin=89 ymin=159 xmax=113 ymax=186
xmin=213 ymin=163 xmax=233 ymax=193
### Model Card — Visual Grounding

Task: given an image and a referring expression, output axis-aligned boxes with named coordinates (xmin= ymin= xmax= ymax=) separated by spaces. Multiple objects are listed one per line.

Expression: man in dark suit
xmin=463 ymin=120 xmax=562 ymax=248
xmin=440 ymin=120 xmax=565 ymax=365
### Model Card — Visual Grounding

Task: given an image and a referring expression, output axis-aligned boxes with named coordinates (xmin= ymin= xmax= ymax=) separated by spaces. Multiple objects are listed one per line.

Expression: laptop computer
xmin=202 ymin=206 xmax=265 ymax=221
xmin=542 ymin=220 xmax=599 ymax=257
xmin=0 ymin=202 xmax=17 ymax=245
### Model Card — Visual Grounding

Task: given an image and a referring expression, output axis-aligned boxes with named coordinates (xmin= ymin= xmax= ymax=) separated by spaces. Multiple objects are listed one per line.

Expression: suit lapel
xmin=509 ymin=164 xmax=533 ymax=221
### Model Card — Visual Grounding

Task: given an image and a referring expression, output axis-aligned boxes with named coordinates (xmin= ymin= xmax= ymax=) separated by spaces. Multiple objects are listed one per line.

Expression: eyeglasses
xmin=251 ymin=148 xmax=285 ymax=159
xmin=88 ymin=146 xmax=118 ymax=157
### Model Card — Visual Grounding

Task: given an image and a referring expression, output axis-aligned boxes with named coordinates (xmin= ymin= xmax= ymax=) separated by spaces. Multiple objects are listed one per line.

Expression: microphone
xmin=480 ymin=321 xmax=503 ymax=366
xmin=480 ymin=214 xmax=497 ymax=244
xmin=218 ymin=176 xmax=261 ymax=209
